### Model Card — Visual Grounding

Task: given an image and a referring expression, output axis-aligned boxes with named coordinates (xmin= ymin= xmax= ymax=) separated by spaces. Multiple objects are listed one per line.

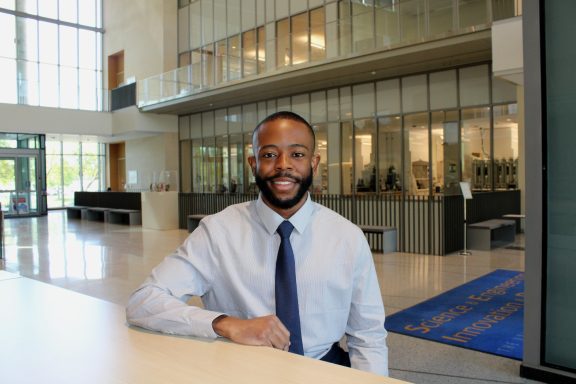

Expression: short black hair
xmin=252 ymin=111 xmax=316 ymax=151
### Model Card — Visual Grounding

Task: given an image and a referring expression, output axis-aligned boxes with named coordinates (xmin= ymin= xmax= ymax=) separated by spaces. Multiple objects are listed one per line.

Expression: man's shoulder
xmin=310 ymin=201 xmax=361 ymax=232
xmin=202 ymin=200 xmax=256 ymax=225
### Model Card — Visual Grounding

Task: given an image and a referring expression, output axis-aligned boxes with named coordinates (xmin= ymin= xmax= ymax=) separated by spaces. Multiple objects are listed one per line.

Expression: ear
xmin=248 ymin=155 xmax=257 ymax=176
xmin=311 ymin=153 xmax=321 ymax=176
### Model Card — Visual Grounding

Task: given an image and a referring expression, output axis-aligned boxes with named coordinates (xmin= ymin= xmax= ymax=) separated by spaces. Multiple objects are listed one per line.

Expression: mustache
xmin=263 ymin=172 xmax=302 ymax=183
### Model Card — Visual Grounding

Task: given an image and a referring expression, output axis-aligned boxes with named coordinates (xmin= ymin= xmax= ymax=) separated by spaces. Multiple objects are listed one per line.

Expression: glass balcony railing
xmin=138 ymin=0 xmax=520 ymax=109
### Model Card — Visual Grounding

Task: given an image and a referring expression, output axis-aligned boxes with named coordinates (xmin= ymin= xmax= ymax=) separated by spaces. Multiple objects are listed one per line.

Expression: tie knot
xmin=277 ymin=220 xmax=294 ymax=239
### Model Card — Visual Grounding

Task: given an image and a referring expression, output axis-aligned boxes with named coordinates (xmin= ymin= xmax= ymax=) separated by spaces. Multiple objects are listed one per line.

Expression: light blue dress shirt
xmin=126 ymin=194 xmax=388 ymax=376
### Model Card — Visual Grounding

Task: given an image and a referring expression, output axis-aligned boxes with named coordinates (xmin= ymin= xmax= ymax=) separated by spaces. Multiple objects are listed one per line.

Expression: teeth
xmin=273 ymin=181 xmax=292 ymax=185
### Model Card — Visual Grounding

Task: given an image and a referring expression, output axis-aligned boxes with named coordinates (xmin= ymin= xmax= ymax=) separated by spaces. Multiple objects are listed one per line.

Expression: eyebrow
xmin=259 ymin=143 xmax=310 ymax=152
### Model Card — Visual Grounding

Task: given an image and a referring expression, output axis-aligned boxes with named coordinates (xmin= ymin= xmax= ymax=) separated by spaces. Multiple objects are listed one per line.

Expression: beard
xmin=255 ymin=169 xmax=313 ymax=210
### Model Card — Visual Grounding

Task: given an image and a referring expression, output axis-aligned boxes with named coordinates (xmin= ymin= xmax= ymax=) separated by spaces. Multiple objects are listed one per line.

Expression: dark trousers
xmin=320 ymin=343 xmax=351 ymax=368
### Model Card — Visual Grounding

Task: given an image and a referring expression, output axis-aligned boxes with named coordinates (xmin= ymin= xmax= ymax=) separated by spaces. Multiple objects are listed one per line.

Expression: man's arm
xmin=345 ymin=240 xmax=389 ymax=376
xmin=126 ymin=283 xmax=290 ymax=349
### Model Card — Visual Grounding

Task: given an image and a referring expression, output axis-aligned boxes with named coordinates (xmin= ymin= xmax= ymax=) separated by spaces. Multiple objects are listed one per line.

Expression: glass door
xmin=0 ymin=155 xmax=40 ymax=217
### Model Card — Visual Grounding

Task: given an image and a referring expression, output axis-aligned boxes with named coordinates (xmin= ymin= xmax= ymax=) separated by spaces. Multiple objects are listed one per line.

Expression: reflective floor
xmin=0 ymin=210 xmax=541 ymax=384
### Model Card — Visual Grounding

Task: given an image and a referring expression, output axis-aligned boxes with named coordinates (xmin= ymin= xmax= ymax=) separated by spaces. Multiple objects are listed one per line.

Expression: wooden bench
xmin=358 ymin=225 xmax=397 ymax=254
xmin=467 ymin=219 xmax=516 ymax=250
xmin=187 ymin=214 xmax=208 ymax=232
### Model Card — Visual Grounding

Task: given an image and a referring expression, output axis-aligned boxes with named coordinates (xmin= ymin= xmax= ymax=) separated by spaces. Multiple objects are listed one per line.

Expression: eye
xmin=261 ymin=152 xmax=277 ymax=159
xmin=292 ymin=152 xmax=305 ymax=158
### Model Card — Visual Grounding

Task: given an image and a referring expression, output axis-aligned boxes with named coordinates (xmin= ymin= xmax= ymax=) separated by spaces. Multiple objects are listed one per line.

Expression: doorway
xmin=0 ymin=154 xmax=41 ymax=217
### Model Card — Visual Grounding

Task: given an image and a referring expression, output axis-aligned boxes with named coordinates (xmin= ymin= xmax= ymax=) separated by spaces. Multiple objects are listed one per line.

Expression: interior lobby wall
xmin=125 ymin=132 xmax=179 ymax=190
xmin=103 ymin=0 xmax=178 ymax=84
xmin=0 ymin=103 xmax=112 ymax=136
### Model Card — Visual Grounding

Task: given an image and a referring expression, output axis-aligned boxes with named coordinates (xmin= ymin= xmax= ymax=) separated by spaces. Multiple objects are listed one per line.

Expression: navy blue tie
xmin=275 ymin=220 xmax=304 ymax=355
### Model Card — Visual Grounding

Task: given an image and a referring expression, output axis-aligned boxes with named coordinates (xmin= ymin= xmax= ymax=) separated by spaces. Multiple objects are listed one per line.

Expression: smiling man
xmin=126 ymin=111 xmax=389 ymax=376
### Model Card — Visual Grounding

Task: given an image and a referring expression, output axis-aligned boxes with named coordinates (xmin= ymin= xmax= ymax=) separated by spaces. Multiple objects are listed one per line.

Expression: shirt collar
xmin=256 ymin=193 xmax=314 ymax=236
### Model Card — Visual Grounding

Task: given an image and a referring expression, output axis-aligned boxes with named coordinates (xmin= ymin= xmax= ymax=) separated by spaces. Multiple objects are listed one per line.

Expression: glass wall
xmin=0 ymin=1 xmax=103 ymax=111
xmin=45 ymin=139 xmax=106 ymax=208
xmin=179 ymin=64 xmax=519 ymax=197
xmin=160 ymin=0 xmax=520 ymax=109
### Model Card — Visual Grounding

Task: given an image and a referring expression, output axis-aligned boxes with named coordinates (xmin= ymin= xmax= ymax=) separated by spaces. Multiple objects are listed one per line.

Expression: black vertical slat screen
xmin=178 ymin=190 xmax=520 ymax=256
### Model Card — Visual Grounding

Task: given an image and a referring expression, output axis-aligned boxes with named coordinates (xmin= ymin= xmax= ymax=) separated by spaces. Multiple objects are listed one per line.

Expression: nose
xmin=276 ymin=152 xmax=292 ymax=170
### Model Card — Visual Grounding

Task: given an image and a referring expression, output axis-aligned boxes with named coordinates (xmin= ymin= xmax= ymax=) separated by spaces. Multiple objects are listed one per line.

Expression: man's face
xmin=248 ymin=118 xmax=320 ymax=217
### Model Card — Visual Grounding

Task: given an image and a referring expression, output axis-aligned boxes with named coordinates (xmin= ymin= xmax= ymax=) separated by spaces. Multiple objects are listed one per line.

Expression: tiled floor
xmin=0 ymin=210 xmax=541 ymax=384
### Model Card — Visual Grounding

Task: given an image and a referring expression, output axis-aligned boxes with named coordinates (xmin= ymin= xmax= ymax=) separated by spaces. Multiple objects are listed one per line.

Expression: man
xmin=126 ymin=111 xmax=389 ymax=376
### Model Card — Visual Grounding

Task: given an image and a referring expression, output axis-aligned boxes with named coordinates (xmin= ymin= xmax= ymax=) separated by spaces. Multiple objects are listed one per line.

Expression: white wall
xmin=125 ymin=133 xmax=179 ymax=190
xmin=0 ymin=103 xmax=112 ymax=136
xmin=103 ymin=0 xmax=178 ymax=83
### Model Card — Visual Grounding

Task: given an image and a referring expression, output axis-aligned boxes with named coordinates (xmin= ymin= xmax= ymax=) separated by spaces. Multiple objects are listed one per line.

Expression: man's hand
xmin=212 ymin=314 xmax=291 ymax=351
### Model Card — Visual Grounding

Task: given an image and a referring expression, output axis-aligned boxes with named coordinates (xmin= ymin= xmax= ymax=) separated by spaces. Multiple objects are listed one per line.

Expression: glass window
xmin=276 ymin=18 xmax=290 ymax=68
xmin=325 ymin=2 xmax=339 ymax=59
xmin=39 ymin=63 xmax=58 ymax=107
xmin=327 ymin=122 xmax=341 ymax=194
xmin=228 ymin=35 xmax=241 ymax=81
xmin=310 ymin=8 xmax=325 ymax=62
xmin=0 ymin=57 xmax=17 ymax=104
xmin=244 ymin=132 xmax=256 ymax=193
xmin=313 ymin=123 xmax=328 ymax=194
xmin=215 ymin=39 xmax=227 ymax=84
xmin=190 ymin=1 xmax=202 ymax=48
xmin=79 ymin=29 xmax=96 ymax=69
xmin=79 ymin=0 xmax=97 ymax=27
xmin=203 ymin=137 xmax=216 ymax=192
xmin=354 ymin=118 xmax=377 ymax=193
xmin=461 ymin=107 xmax=491 ymax=190
xmin=378 ymin=115 xmax=402 ymax=192
xmin=215 ymin=109 xmax=227 ymax=135
xmin=430 ymin=70 xmax=457 ymax=110
xmin=459 ymin=65 xmax=490 ymax=106
xmin=201 ymin=0 xmax=213 ymax=45
xmin=431 ymin=110 xmax=459 ymax=195
xmin=39 ymin=21 xmax=58 ymax=64
xmin=340 ymin=86 xmax=352 ymax=119
xmin=243 ymin=103 xmax=258 ymax=132
xmin=429 ymin=0 xmax=454 ymax=36
xmin=59 ymin=0 xmax=78 ymax=23
xmin=38 ymin=0 xmax=58 ymax=19
xmin=338 ymin=0 xmax=352 ymax=56
xmin=459 ymin=0 xmax=488 ymax=29
xmin=493 ymin=76 xmax=518 ymax=104
xmin=229 ymin=134 xmax=244 ymax=193
xmin=291 ymin=93 xmax=309 ymax=122
xmin=243 ymin=30 xmax=257 ymax=77
xmin=310 ymin=91 xmax=327 ymax=124
xmin=292 ymin=12 xmax=309 ymax=65
xmin=215 ymin=135 xmax=229 ymax=193
xmin=376 ymin=0 xmax=399 ymax=48
xmin=327 ymin=88 xmax=339 ymax=121
xmin=400 ymin=0 xmax=425 ymax=44
xmin=202 ymin=44 xmax=215 ymax=86
xmin=227 ymin=0 xmax=241 ymax=35
xmin=405 ymin=113 xmax=430 ymax=195
xmin=180 ymin=140 xmax=192 ymax=193
xmin=192 ymin=138 xmax=203 ymax=192
xmin=257 ymin=26 xmax=266 ymax=74
xmin=353 ymin=83 xmax=375 ymax=118
xmin=0 ymin=13 xmax=17 ymax=59
xmin=228 ymin=106 xmax=242 ymax=133
xmin=214 ymin=0 xmax=227 ymax=40
xmin=242 ymin=0 xmax=256 ymax=30
xmin=341 ymin=121 xmax=353 ymax=195
xmin=402 ymin=74 xmax=428 ymax=113
xmin=352 ymin=1 xmax=374 ymax=52
xmin=493 ymin=103 xmax=518 ymax=189
xmin=376 ymin=79 xmax=400 ymax=116
xmin=60 ymin=66 xmax=78 ymax=109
